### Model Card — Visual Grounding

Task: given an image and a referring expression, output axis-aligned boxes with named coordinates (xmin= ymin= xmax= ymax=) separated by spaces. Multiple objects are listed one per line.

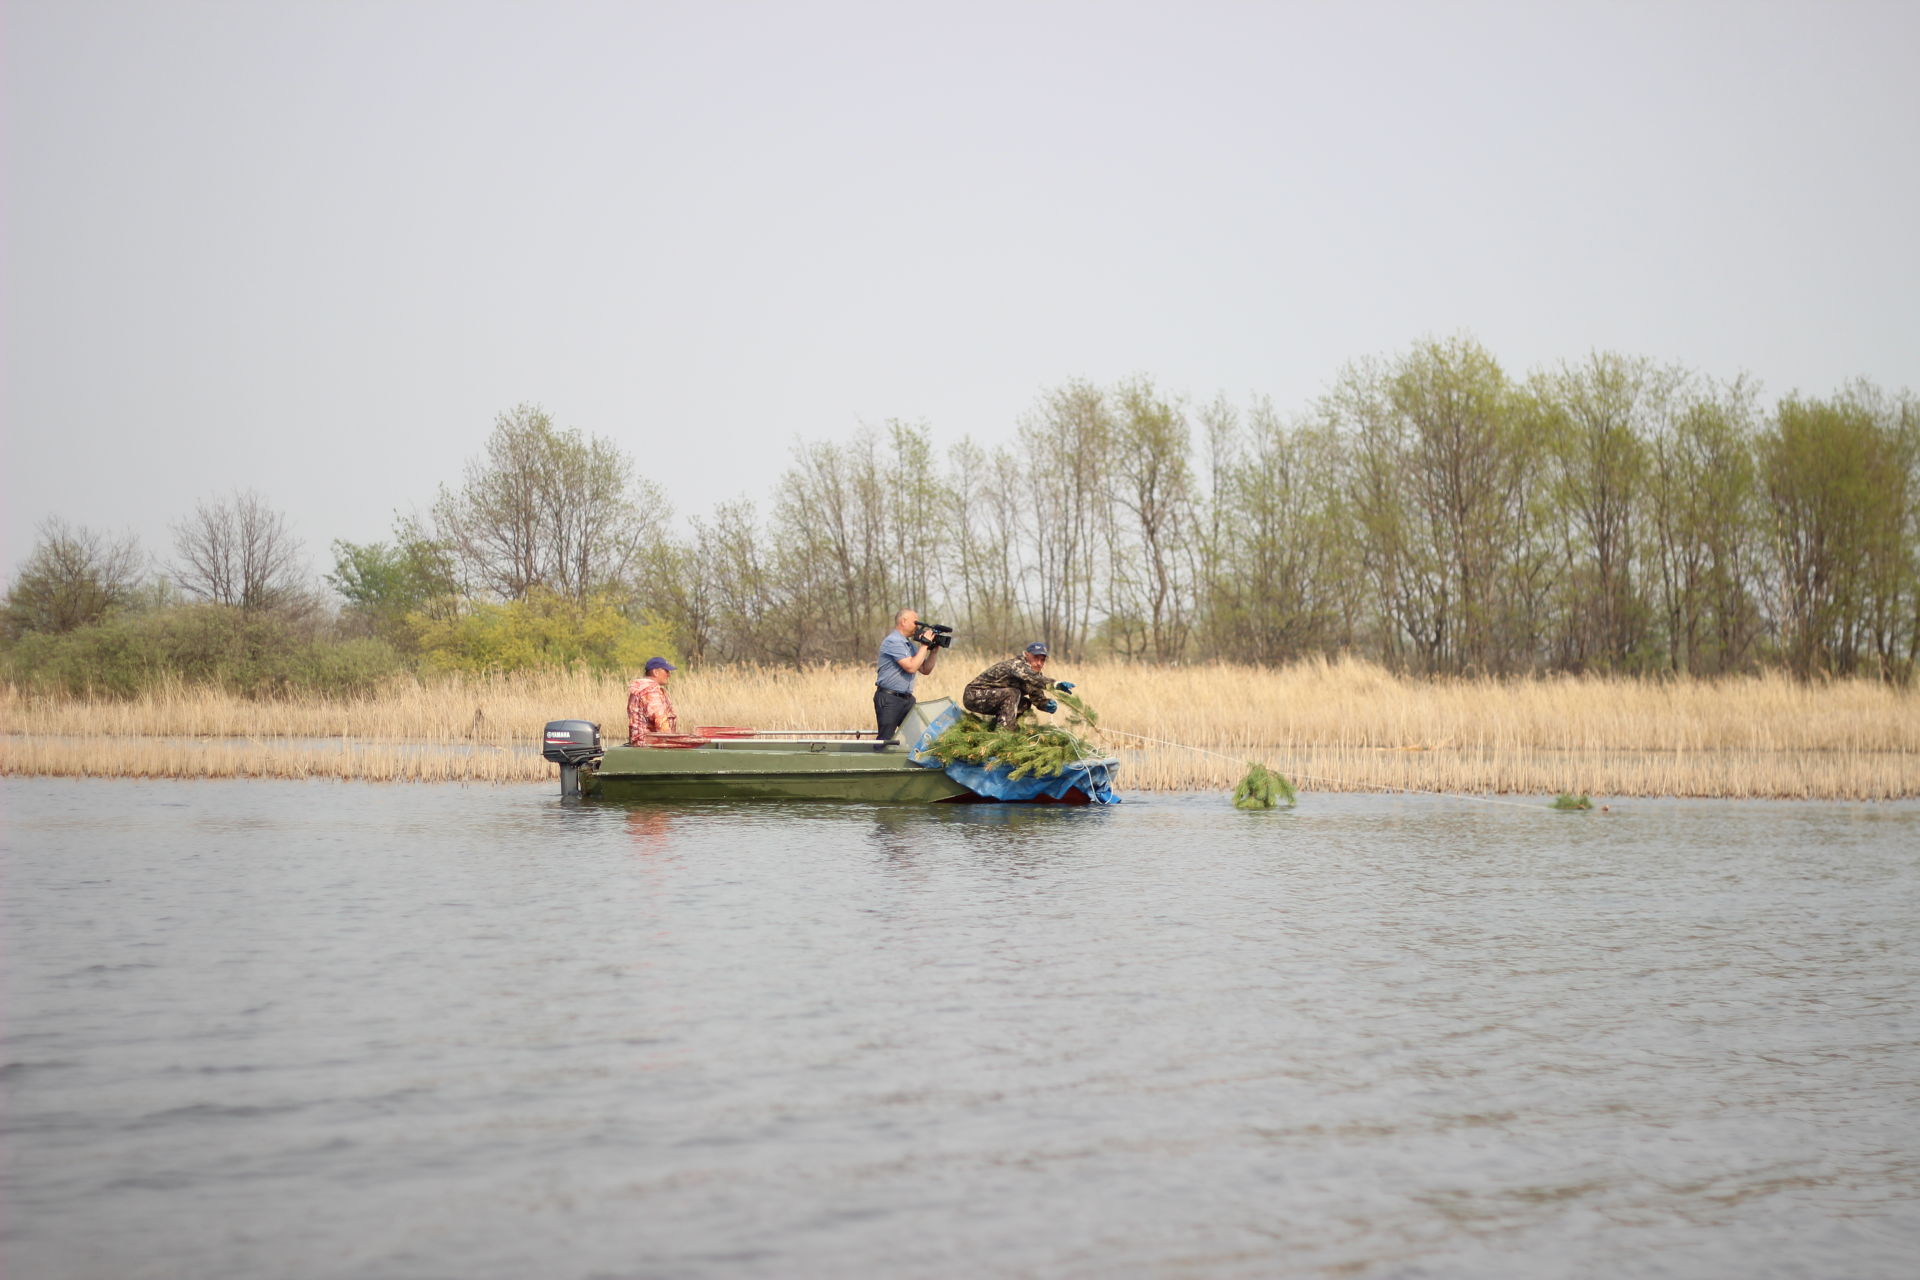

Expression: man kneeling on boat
xmin=628 ymin=657 xmax=679 ymax=743
xmin=962 ymin=642 xmax=1075 ymax=730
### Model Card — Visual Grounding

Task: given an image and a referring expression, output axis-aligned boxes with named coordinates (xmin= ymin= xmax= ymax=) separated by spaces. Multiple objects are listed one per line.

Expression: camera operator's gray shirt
xmin=876 ymin=632 xmax=917 ymax=694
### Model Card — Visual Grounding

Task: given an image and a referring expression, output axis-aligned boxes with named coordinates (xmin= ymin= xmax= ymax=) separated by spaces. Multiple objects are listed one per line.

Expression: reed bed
xmin=2 ymin=737 xmax=547 ymax=783
xmin=4 ymin=656 xmax=1917 ymax=797
xmin=1110 ymin=744 xmax=1917 ymax=801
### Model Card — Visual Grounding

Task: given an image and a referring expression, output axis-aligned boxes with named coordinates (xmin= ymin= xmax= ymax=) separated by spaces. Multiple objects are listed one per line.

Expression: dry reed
xmin=1 ymin=737 xmax=547 ymax=783
xmin=4 ymin=656 xmax=1917 ymax=797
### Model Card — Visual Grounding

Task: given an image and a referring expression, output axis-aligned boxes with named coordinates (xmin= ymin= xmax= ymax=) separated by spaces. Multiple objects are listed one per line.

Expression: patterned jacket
xmin=628 ymin=677 xmax=679 ymax=741
xmin=964 ymin=656 xmax=1054 ymax=703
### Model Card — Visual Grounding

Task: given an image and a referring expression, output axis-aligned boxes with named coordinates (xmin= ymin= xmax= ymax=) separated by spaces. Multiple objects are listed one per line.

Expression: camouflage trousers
xmin=962 ymin=685 xmax=1029 ymax=730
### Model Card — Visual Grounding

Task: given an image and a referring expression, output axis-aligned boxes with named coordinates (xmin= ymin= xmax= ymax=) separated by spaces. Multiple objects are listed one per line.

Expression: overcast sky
xmin=5 ymin=0 xmax=1916 ymax=588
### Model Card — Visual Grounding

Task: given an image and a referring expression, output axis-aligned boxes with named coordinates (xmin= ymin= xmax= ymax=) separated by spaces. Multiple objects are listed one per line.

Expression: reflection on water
xmin=623 ymin=804 xmax=677 ymax=855
xmin=620 ymin=794 xmax=1119 ymax=863
xmin=3 ymin=778 xmax=1917 ymax=1279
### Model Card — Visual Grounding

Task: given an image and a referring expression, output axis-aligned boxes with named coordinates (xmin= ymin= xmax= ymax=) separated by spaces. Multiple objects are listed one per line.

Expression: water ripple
xmin=3 ymin=781 xmax=1917 ymax=1279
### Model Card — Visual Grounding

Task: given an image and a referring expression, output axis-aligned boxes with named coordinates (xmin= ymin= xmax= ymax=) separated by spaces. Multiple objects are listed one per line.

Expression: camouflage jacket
xmin=627 ymin=677 xmax=679 ymax=741
xmin=964 ymin=656 xmax=1054 ymax=702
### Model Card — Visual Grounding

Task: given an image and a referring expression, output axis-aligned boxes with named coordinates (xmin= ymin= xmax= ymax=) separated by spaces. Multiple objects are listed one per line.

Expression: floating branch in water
xmin=1232 ymin=761 xmax=1297 ymax=810
xmin=1550 ymin=792 xmax=1594 ymax=810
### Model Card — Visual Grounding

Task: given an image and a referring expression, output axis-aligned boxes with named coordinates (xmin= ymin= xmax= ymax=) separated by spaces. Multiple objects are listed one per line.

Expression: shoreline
xmin=3 ymin=735 xmax=1914 ymax=799
xmin=6 ymin=658 xmax=1917 ymax=799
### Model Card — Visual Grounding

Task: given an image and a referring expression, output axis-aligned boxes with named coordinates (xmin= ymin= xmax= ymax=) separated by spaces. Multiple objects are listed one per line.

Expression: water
xmin=4 ymin=778 xmax=1917 ymax=1279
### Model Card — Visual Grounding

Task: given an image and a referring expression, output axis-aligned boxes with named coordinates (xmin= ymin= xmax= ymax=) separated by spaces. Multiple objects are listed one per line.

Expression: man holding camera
xmin=874 ymin=608 xmax=942 ymax=745
xmin=963 ymin=642 xmax=1074 ymax=730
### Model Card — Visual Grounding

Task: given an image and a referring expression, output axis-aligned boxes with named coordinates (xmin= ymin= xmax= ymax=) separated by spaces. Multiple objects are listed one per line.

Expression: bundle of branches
xmin=1550 ymin=792 xmax=1593 ymax=811
xmin=925 ymin=709 xmax=1100 ymax=781
xmin=1232 ymin=761 xmax=1298 ymax=810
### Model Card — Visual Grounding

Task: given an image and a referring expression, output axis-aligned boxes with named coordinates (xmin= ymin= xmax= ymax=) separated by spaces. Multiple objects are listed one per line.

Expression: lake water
xmin=3 ymin=778 xmax=1917 ymax=1279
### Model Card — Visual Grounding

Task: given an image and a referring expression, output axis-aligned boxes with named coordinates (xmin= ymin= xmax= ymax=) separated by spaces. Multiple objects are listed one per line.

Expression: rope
xmin=1100 ymin=727 xmax=1548 ymax=812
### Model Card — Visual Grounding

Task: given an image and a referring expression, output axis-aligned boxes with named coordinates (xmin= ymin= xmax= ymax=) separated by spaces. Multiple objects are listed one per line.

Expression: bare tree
xmin=773 ymin=431 xmax=889 ymax=657
xmin=433 ymin=404 xmax=666 ymax=603
xmin=1200 ymin=398 xmax=1352 ymax=663
xmin=2 ymin=518 xmax=144 ymax=638
xmin=700 ymin=499 xmax=813 ymax=664
xmin=1020 ymin=381 xmax=1112 ymax=658
xmin=761 ymin=421 xmax=957 ymax=661
xmin=881 ymin=421 xmax=947 ymax=626
xmin=945 ymin=439 xmax=1027 ymax=653
xmin=1110 ymin=376 xmax=1195 ymax=660
xmin=171 ymin=490 xmax=309 ymax=612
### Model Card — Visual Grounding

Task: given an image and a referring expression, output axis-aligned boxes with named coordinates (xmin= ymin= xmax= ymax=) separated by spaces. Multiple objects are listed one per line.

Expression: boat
xmin=540 ymin=697 xmax=1120 ymax=804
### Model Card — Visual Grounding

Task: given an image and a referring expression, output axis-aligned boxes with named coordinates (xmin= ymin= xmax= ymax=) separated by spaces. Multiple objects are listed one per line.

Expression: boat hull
xmin=582 ymin=743 xmax=975 ymax=803
xmin=554 ymin=697 xmax=1118 ymax=805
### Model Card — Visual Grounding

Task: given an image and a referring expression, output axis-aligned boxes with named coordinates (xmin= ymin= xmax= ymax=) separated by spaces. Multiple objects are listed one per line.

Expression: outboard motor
xmin=542 ymin=720 xmax=603 ymax=797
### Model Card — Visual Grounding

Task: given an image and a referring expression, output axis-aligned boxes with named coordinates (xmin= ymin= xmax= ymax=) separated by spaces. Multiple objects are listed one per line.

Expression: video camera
xmin=913 ymin=621 xmax=955 ymax=649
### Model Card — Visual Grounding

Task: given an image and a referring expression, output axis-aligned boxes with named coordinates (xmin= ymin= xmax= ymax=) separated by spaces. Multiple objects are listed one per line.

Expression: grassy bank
xmin=5 ymin=656 xmax=1918 ymax=797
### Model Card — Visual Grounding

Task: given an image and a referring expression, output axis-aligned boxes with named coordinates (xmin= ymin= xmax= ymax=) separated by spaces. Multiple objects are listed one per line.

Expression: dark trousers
xmin=963 ymin=685 xmax=1026 ymax=730
xmin=874 ymin=686 xmax=915 ymax=743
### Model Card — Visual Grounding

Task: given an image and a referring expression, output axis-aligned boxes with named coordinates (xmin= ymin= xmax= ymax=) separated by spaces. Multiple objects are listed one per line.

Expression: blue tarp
xmin=907 ymin=703 xmax=1121 ymax=804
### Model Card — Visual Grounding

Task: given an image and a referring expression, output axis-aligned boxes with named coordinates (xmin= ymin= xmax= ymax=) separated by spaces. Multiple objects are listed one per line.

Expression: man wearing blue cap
xmin=627 ymin=656 xmax=679 ymax=743
xmin=962 ymin=642 xmax=1075 ymax=730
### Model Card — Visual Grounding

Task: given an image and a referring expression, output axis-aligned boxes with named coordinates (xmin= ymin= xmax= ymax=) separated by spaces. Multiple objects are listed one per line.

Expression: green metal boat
xmin=583 ymin=736 xmax=974 ymax=803
xmin=540 ymin=698 xmax=1118 ymax=804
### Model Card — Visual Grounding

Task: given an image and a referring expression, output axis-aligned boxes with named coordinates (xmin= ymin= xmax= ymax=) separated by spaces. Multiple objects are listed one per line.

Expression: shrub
xmin=408 ymin=590 xmax=677 ymax=674
xmin=0 ymin=605 xmax=408 ymax=699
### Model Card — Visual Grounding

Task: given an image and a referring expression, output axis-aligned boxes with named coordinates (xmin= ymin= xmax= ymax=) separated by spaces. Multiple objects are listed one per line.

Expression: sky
xmin=5 ymin=0 xmax=1916 ymax=589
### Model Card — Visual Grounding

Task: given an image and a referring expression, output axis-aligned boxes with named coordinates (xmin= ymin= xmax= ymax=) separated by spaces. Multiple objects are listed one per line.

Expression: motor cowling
xmin=542 ymin=720 xmax=603 ymax=767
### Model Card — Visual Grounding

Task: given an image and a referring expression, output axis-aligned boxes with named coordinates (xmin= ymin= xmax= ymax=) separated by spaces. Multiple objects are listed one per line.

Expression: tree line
xmin=6 ymin=337 xmax=1916 ymax=695
xmin=665 ymin=341 xmax=1915 ymax=680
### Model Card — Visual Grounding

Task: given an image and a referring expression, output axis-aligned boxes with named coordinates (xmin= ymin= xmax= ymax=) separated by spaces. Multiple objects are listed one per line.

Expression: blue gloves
xmin=1041 ymin=698 xmax=1059 ymax=714
xmin=1056 ymin=681 xmax=1076 ymax=693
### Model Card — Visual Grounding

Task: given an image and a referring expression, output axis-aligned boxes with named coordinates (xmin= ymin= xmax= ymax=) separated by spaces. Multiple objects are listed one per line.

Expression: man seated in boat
xmin=962 ymin=642 xmax=1075 ymax=730
xmin=628 ymin=657 xmax=679 ymax=743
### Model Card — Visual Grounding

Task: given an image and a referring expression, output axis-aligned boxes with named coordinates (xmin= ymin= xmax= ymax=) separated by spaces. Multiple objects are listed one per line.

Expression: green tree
xmin=1848 ymin=383 xmax=1920 ymax=678
xmin=326 ymin=515 xmax=459 ymax=646
xmin=1759 ymin=389 xmax=1910 ymax=676
xmin=1534 ymin=352 xmax=1674 ymax=671
xmin=1644 ymin=382 xmax=1763 ymax=674
xmin=1332 ymin=337 xmax=1542 ymax=673
xmin=2 ymin=518 xmax=144 ymax=640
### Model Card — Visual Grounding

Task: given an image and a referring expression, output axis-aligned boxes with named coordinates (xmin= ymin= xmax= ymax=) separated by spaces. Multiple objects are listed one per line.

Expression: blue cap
xmin=1024 ymin=642 xmax=1049 ymax=656
xmin=644 ymin=657 xmax=676 ymax=672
